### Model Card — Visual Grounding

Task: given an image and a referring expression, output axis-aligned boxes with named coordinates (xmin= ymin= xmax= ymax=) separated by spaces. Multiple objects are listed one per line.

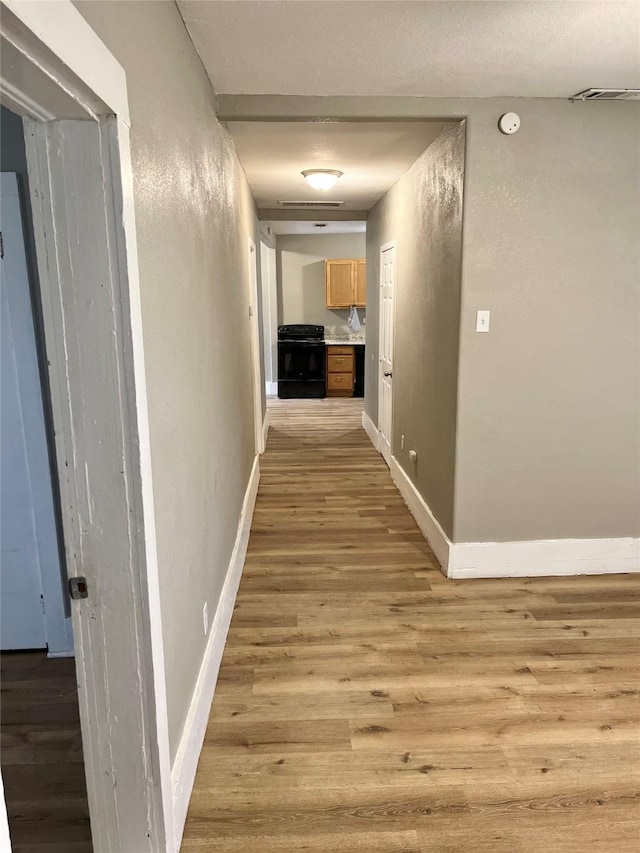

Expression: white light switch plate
xmin=476 ymin=310 xmax=491 ymax=332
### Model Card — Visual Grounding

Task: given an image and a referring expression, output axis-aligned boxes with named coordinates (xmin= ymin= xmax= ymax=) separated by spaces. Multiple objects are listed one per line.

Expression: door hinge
xmin=68 ymin=576 xmax=89 ymax=600
xmin=0 ymin=231 xmax=4 ymax=259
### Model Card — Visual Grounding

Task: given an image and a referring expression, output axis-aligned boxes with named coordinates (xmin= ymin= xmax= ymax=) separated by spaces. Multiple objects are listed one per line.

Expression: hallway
xmin=181 ymin=400 xmax=639 ymax=852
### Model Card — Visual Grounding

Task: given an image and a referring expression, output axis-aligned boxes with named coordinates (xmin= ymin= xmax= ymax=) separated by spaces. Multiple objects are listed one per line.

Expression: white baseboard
xmin=170 ymin=455 xmax=260 ymax=852
xmin=361 ymin=410 xmax=380 ymax=452
xmin=448 ymin=537 xmax=640 ymax=579
xmin=389 ymin=455 xmax=450 ymax=572
xmin=262 ymin=411 xmax=270 ymax=450
xmin=265 ymin=381 xmax=277 ymax=397
xmin=388 ymin=455 xmax=640 ymax=580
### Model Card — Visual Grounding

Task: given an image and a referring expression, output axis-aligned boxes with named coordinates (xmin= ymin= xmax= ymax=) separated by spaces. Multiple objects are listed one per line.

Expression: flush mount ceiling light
xmin=301 ymin=169 xmax=343 ymax=191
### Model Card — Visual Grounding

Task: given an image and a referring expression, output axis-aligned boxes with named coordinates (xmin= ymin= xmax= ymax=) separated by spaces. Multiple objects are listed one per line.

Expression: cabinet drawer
xmin=328 ymin=353 xmax=354 ymax=373
xmin=327 ymin=345 xmax=353 ymax=356
xmin=327 ymin=372 xmax=353 ymax=390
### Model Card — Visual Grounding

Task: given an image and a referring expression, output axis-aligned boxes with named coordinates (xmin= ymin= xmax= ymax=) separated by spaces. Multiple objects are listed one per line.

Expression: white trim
xmin=266 ymin=381 xmax=278 ymax=397
xmin=262 ymin=411 xmax=270 ymax=449
xmin=0 ymin=77 xmax=55 ymax=122
xmin=361 ymin=409 xmax=380 ymax=452
xmin=24 ymin=115 xmax=168 ymax=853
xmin=1 ymin=0 xmax=129 ymax=123
xmin=389 ymin=456 xmax=450 ymax=572
xmin=388 ymin=455 xmax=640 ymax=579
xmin=113 ymin=118 xmax=175 ymax=849
xmin=448 ymin=537 xmax=640 ymax=579
xmin=171 ymin=455 xmax=260 ymax=852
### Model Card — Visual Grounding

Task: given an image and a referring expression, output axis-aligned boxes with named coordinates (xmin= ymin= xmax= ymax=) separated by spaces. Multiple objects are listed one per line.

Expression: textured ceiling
xmin=226 ymin=120 xmax=450 ymax=210
xmin=178 ymin=1 xmax=640 ymax=98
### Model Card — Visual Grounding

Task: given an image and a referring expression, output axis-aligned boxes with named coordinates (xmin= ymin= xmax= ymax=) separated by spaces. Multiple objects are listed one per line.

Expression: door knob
xmin=384 ymin=371 xmax=393 ymax=377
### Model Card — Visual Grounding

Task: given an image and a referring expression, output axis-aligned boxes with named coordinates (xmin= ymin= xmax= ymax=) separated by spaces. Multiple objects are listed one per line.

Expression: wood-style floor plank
xmin=0 ymin=652 xmax=92 ymax=853
xmin=181 ymin=398 xmax=640 ymax=852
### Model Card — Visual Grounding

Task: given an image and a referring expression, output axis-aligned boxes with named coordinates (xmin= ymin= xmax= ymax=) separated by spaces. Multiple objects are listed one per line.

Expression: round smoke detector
xmin=498 ymin=112 xmax=521 ymax=135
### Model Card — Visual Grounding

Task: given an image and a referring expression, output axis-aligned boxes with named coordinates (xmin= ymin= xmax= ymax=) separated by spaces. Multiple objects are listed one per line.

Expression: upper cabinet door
xmin=325 ymin=260 xmax=354 ymax=308
xmin=354 ymin=259 xmax=366 ymax=307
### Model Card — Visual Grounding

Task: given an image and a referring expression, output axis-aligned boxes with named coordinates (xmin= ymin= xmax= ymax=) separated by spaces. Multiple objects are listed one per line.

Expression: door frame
xmin=249 ymin=239 xmax=265 ymax=453
xmin=378 ymin=239 xmax=397 ymax=466
xmin=1 ymin=2 xmax=173 ymax=850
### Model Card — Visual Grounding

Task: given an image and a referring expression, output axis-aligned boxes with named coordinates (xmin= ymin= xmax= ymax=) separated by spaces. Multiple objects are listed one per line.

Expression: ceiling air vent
xmin=278 ymin=200 xmax=344 ymax=209
xmin=571 ymin=88 xmax=640 ymax=101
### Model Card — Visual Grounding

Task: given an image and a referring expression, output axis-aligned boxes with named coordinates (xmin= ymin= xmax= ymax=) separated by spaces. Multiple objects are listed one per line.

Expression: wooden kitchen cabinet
xmin=326 ymin=345 xmax=355 ymax=397
xmin=325 ymin=259 xmax=366 ymax=308
xmin=354 ymin=259 xmax=366 ymax=307
xmin=327 ymin=372 xmax=353 ymax=394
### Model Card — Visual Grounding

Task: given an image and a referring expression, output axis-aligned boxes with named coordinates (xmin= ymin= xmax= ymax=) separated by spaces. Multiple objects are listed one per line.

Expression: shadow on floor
xmin=1 ymin=651 xmax=92 ymax=852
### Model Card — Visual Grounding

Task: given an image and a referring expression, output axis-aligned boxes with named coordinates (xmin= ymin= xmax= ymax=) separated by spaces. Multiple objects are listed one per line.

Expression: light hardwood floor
xmin=181 ymin=398 xmax=640 ymax=852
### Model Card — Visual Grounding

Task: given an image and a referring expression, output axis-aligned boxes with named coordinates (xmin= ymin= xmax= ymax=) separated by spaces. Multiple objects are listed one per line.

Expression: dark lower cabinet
xmin=354 ymin=344 xmax=365 ymax=398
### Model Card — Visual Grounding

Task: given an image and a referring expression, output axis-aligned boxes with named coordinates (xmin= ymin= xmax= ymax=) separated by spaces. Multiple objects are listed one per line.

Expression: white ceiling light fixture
xmin=302 ymin=169 xmax=343 ymax=191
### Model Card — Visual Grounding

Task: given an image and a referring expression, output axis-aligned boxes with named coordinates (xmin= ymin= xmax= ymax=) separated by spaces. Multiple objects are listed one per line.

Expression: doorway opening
xmin=248 ymin=239 xmax=265 ymax=454
xmin=1 ymin=7 xmax=173 ymax=850
xmin=237 ymin=117 xmax=465 ymax=468
xmin=262 ymin=219 xmax=367 ymax=405
xmin=378 ymin=239 xmax=396 ymax=465
xmin=260 ymin=239 xmax=278 ymax=398
xmin=1 ymin=106 xmax=90 ymax=850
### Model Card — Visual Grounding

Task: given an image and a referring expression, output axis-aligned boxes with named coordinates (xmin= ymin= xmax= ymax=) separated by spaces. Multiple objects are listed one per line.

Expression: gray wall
xmin=75 ymin=1 xmax=261 ymax=760
xmin=453 ymin=101 xmax=640 ymax=543
xmin=366 ymin=123 xmax=464 ymax=539
xmin=360 ymin=98 xmax=640 ymax=544
xmin=277 ymin=232 xmax=366 ymax=331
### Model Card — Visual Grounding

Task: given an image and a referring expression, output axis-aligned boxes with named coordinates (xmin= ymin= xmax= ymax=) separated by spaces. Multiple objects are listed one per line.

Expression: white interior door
xmin=249 ymin=240 xmax=264 ymax=453
xmin=259 ymin=241 xmax=277 ymax=395
xmin=378 ymin=241 xmax=396 ymax=466
xmin=1 ymin=173 xmax=53 ymax=650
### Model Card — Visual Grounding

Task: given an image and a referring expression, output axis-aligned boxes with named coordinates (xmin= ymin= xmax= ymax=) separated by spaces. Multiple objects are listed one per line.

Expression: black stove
xmin=278 ymin=324 xmax=324 ymax=342
xmin=277 ymin=325 xmax=326 ymax=399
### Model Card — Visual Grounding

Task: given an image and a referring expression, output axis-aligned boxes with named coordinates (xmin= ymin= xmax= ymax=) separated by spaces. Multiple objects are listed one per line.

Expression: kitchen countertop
xmin=325 ymin=339 xmax=365 ymax=346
